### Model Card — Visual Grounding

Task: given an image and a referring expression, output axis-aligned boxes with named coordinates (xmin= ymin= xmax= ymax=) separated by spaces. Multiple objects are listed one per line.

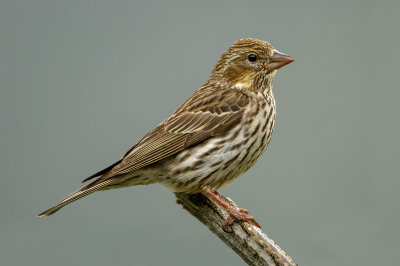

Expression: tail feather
xmin=37 ymin=177 xmax=118 ymax=218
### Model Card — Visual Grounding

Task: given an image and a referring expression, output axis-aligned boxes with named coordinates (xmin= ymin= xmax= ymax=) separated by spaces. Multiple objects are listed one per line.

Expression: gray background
xmin=1 ymin=0 xmax=399 ymax=265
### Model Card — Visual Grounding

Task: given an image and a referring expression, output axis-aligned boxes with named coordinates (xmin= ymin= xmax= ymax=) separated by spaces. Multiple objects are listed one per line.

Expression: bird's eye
xmin=248 ymin=54 xmax=257 ymax=62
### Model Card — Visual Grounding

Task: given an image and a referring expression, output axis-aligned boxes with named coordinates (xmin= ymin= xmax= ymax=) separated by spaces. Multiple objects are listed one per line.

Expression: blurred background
xmin=1 ymin=0 xmax=399 ymax=265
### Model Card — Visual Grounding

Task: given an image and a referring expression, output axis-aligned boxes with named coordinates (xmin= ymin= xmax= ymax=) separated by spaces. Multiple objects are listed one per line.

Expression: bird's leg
xmin=206 ymin=191 xmax=261 ymax=231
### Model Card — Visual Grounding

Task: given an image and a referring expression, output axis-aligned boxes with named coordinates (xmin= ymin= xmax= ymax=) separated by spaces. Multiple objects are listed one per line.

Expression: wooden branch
xmin=175 ymin=193 xmax=297 ymax=266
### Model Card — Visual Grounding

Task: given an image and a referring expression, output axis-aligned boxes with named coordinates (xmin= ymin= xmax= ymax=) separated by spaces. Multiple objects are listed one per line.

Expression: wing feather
xmin=85 ymin=86 xmax=249 ymax=187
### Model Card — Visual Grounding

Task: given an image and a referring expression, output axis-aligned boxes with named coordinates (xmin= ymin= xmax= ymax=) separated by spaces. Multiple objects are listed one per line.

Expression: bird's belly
xmin=162 ymin=105 xmax=276 ymax=193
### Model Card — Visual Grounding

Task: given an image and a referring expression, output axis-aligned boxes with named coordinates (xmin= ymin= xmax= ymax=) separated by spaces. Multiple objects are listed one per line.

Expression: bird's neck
xmin=208 ymin=71 xmax=275 ymax=96
xmin=232 ymin=73 xmax=275 ymax=96
xmin=253 ymin=72 xmax=275 ymax=97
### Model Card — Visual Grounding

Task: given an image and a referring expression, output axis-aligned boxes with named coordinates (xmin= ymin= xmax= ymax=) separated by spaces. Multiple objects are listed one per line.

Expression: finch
xmin=38 ymin=38 xmax=294 ymax=229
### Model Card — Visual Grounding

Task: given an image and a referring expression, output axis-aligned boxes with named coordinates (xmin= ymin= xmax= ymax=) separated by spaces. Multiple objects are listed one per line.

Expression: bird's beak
xmin=265 ymin=49 xmax=295 ymax=73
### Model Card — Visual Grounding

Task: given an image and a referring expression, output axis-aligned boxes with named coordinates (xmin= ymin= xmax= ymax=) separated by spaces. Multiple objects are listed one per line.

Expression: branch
xmin=175 ymin=193 xmax=297 ymax=266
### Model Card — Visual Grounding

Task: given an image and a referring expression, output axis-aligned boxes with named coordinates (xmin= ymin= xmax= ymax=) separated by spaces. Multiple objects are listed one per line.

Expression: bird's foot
xmin=205 ymin=191 xmax=261 ymax=231
xmin=221 ymin=207 xmax=261 ymax=231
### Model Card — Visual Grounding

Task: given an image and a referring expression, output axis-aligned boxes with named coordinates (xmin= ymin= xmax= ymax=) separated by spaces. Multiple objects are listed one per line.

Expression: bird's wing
xmin=86 ymin=86 xmax=250 ymax=186
xmin=37 ymin=87 xmax=249 ymax=217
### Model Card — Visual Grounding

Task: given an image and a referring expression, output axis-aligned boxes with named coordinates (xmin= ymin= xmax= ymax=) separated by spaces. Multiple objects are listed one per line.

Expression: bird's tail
xmin=37 ymin=177 xmax=118 ymax=218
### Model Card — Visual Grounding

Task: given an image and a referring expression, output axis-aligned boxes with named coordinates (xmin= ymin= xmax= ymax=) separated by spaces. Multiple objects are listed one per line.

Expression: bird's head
xmin=209 ymin=38 xmax=294 ymax=91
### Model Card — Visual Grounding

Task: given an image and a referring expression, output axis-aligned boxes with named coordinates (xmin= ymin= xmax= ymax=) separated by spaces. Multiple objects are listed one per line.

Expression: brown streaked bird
xmin=38 ymin=38 xmax=294 ymax=230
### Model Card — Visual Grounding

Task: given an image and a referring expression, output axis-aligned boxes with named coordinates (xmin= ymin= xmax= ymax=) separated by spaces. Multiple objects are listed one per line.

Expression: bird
xmin=38 ymin=38 xmax=294 ymax=230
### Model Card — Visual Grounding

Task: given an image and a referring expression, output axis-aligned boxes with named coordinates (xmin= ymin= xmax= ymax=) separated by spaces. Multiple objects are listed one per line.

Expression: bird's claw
xmin=222 ymin=208 xmax=261 ymax=231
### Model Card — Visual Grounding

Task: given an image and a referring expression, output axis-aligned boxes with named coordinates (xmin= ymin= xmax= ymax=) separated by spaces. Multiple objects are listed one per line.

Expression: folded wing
xmin=38 ymin=86 xmax=249 ymax=217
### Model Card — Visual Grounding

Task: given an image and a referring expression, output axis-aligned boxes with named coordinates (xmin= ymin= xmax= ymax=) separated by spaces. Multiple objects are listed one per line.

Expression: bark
xmin=175 ymin=193 xmax=297 ymax=266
